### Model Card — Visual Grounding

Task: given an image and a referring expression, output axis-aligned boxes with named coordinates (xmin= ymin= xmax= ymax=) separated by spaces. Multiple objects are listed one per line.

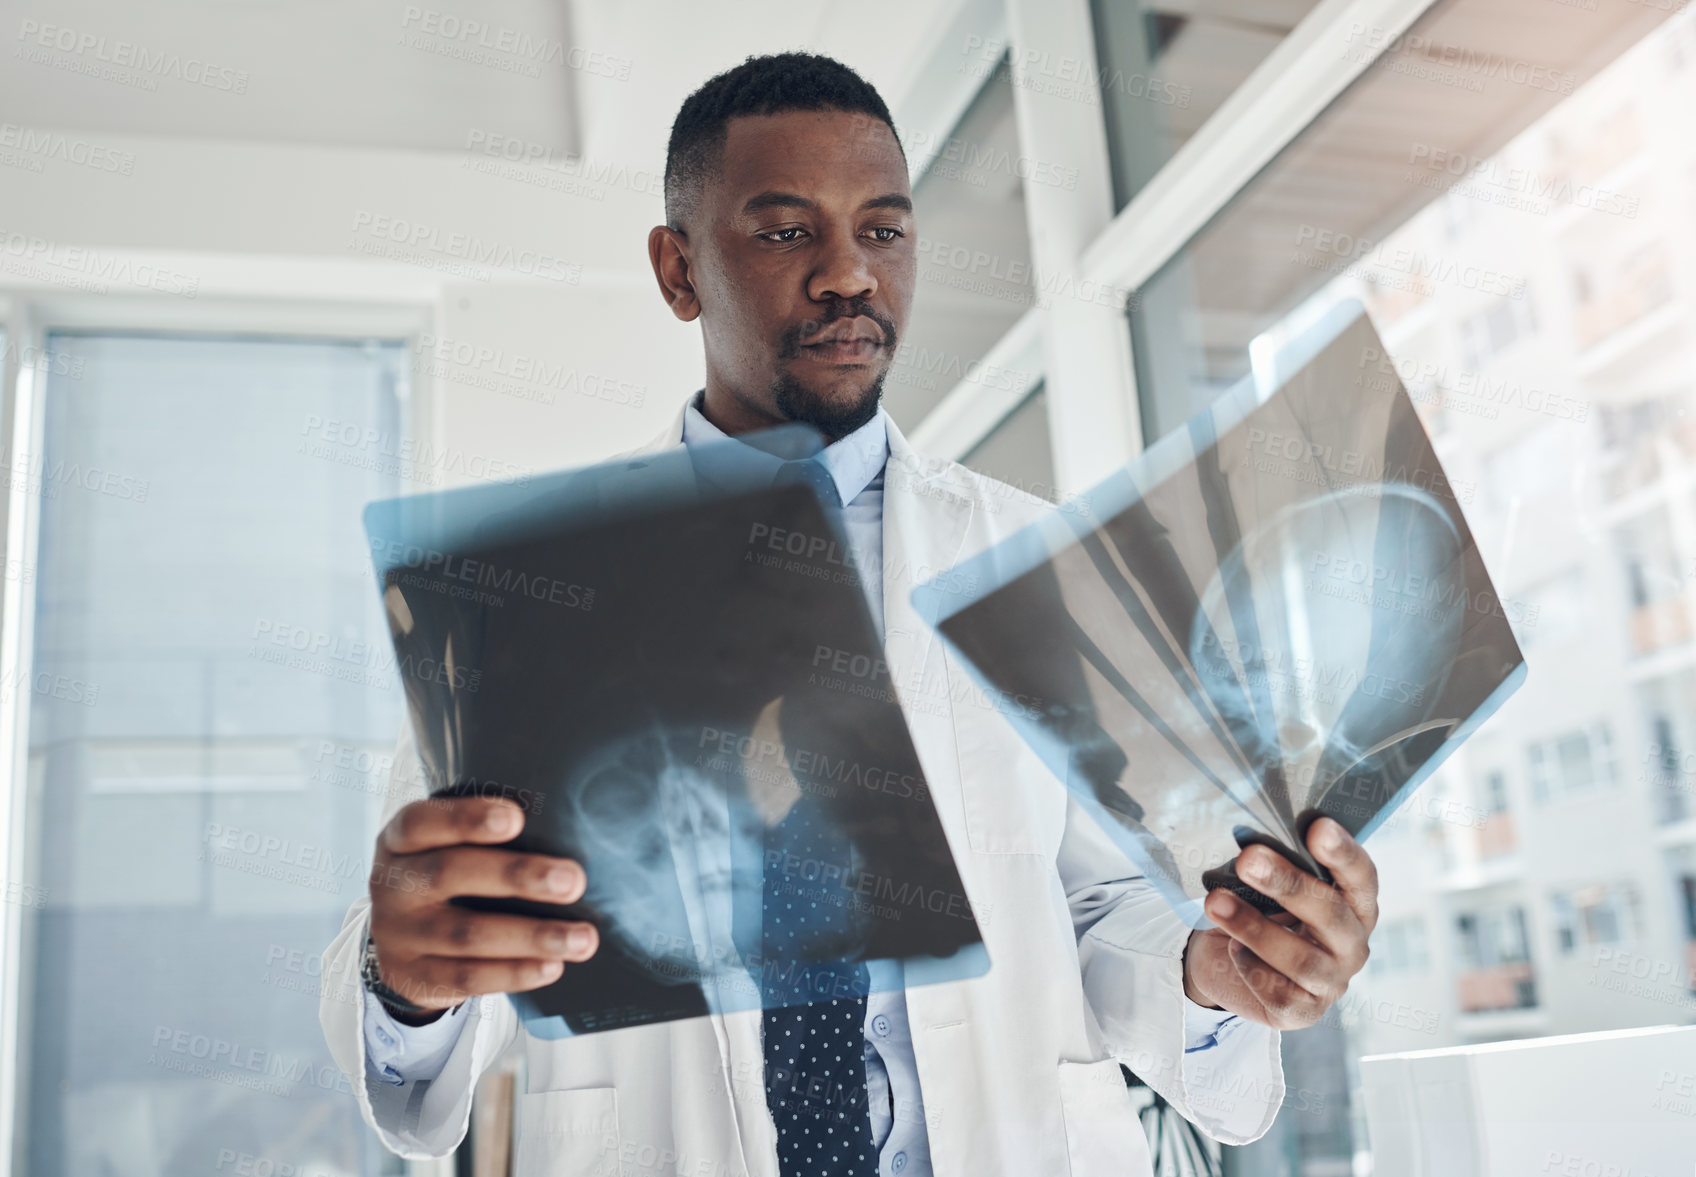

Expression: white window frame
xmin=0 ymin=290 xmax=434 ymax=1177
xmin=909 ymin=0 xmax=1440 ymax=494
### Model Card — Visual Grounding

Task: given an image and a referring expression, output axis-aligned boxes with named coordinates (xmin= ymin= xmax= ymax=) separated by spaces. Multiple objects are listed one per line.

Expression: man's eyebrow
xmin=739 ymin=191 xmax=914 ymax=216
xmin=741 ymin=192 xmax=815 ymax=215
xmin=862 ymin=193 xmax=913 ymax=213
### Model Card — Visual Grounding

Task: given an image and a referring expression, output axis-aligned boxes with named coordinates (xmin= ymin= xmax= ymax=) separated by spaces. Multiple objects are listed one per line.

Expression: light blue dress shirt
xmin=364 ymin=393 xmax=1243 ymax=1176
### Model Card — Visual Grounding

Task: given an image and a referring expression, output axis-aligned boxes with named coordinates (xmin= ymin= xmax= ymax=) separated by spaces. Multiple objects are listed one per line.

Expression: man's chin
xmin=771 ymin=367 xmax=885 ymax=442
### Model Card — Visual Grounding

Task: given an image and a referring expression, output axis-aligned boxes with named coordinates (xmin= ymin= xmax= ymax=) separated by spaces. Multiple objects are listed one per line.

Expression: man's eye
xmin=868 ymin=227 xmax=904 ymax=243
xmin=762 ymin=228 xmax=806 ymax=243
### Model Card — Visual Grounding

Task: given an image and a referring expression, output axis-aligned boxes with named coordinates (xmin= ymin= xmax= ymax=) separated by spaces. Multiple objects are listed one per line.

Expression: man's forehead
xmin=717 ymin=110 xmax=908 ymax=199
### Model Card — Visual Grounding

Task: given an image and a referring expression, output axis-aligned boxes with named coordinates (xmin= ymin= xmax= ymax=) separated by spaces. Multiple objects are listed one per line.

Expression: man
xmin=322 ymin=52 xmax=1379 ymax=1176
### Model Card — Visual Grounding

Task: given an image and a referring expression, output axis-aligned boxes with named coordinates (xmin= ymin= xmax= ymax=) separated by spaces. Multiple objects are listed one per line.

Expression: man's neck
xmin=699 ymin=385 xmax=788 ymax=439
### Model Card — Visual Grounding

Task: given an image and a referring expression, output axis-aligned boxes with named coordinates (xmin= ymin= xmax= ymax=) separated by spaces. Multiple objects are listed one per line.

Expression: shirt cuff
xmin=363 ymin=990 xmax=470 ymax=1086
xmin=1181 ymin=994 xmax=1242 ymax=1053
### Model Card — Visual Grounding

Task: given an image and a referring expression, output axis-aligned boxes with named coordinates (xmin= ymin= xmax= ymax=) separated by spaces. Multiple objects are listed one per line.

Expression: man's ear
xmin=648 ymin=225 xmax=701 ymax=323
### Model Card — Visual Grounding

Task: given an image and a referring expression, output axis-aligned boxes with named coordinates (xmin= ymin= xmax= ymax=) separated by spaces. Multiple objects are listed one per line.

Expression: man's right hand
xmin=367 ymin=796 xmax=599 ymax=1025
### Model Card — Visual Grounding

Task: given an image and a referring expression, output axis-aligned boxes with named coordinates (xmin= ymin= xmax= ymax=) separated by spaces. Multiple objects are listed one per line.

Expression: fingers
xmin=377 ymin=906 xmax=600 ymax=962
xmin=381 ymin=796 xmax=527 ymax=857
xmin=380 ymin=955 xmax=570 ymax=1011
xmin=1204 ymin=888 xmax=1349 ymax=1005
xmin=1227 ymin=941 xmax=1326 ymax=1030
xmin=367 ymin=800 xmax=599 ymax=1006
xmin=1233 ymin=843 xmax=1367 ymax=964
xmin=1305 ymin=816 xmax=1380 ymax=934
xmin=415 ymin=846 xmax=587 ymax=906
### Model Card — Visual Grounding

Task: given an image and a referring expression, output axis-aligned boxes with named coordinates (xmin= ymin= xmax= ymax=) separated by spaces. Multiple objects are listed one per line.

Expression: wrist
xmin=361 ymin=934 xmax=437 ymax=1020
xmin=385 ymin=1003 xmax=447 ymax=1027
xmin=1182 ymin=930 xmax=1226 ymax=1011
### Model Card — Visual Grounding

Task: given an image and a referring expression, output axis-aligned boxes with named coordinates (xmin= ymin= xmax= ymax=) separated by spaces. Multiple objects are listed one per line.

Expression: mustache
xmin=776 ymin=298 xmax=898 ymax=360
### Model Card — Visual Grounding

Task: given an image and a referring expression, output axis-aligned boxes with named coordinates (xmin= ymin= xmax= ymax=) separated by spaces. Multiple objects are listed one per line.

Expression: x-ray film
xmin=913 ymin=303 xmax=1526 ymax=928
xmin=363 ymin=426 xmax=986 ymax=1038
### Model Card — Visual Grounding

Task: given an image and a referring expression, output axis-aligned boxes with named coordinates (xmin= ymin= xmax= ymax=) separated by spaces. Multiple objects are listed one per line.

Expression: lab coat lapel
xmin=880 ymin=419 xmax=976 ymax=832
xmin=883 ymin=420 xmax=1003 ymax=1167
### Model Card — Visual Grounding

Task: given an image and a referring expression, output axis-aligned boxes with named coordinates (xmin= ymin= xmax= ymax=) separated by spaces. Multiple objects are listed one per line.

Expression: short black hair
xmin=664 ymin=51 xmax=903 ymax=231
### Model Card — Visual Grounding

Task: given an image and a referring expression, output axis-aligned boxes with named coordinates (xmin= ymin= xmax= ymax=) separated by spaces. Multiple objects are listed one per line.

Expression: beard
xmin=771 ymin=296 xmax=898 ymax=441
xmin=770 ymin=366 xmax=887 ymax=442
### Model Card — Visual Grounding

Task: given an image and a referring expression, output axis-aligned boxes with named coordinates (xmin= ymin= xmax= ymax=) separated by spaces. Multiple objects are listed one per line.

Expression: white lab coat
xmin=321 ymin=404 xmax=1284 ymax=1176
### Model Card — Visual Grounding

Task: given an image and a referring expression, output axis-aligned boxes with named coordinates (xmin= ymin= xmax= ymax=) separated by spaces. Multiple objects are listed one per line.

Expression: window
xmin=1483 ymin=771 xmax=1509 ymax=815
xmin=1454 ymin=906 xmax=1538 ymax=1012
xmin=1626 ymin=558 xmax=1652 ymax=610
xmin=1550 ymin=883 xmax=1642 ymax=953
xmin=887 ymin=61 xmax=1035 ymax=432
xmin=960 ymin=385 xmax=1056 ymax=503
xmin=1455 ymin=906 xmax=1532 ymax=969
xmin=1011 ymin=0 xmax=1691 ymax=1167
xmin=1653 ymin=715 xmax=1681 ymax=776
xmin=1598 ymin=392 xmax=1692 ymax=452
xmin=18 ymin=332 xmax=407 ymax=1177
xmin=1121 ymin=2 xmax=1672 ymax=442
xmin=1615 ymin=510 xmax=1683 ymax=612
xmin=1528 ymin=724 xmax=1619 ymax=803
xmin=1369 ymin=918 xmax=1430 ymax=977
xmin=1647 ymin=713 xmax=1692 ymax=825
xmin=1089 ymin=0 xmax=1325 ymax=210
xmin=1461 ymin=295 xmax=1537 ymax=371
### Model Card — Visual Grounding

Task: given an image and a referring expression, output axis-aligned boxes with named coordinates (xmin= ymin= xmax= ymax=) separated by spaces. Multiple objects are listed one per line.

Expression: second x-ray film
xmin=363 ymin=426 xmax=986 ymax=1037
xmin=913 ymin=304 xmax=1526 ymax=928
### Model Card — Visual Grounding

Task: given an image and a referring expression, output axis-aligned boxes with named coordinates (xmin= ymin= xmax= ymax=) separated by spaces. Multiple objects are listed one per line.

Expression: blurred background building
xmin=0 ymin=0 xmax=1693 ymax=1174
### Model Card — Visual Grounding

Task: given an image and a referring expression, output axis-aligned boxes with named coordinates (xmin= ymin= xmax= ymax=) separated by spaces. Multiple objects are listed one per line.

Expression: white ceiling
xmin=0 ymin=0 xmax=968 ymax=168
xmin=568 ymin=1 xmax=969 ymax=170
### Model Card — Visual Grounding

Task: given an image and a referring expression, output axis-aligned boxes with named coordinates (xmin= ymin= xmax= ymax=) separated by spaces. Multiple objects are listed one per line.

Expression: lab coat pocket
xmin=514 ymin=1086 xmax=622 ymax=1176
xmin=1055 ymin=1058 xmax=1151 ymax=1177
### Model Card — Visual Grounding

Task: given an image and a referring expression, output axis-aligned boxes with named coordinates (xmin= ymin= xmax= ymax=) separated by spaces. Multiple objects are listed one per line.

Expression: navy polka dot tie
xmin=772 ymin=458 xmax=843 ymax=512
xmin=761 ymin=458 xmax=875 ymax=1176
xmin=760 ymin=795 xmax=878 ymax=1177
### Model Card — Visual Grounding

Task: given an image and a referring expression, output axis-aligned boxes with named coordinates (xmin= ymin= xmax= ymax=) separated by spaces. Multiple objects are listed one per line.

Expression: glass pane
xmin=1556 ymin=733 xmax=1595 ymax=792
xmin=22 ymin=333 xmax=406 ymax=1177
xmin=959 ymin=386 xmax=1057 ymax=503
xmin=886 ymin=61 xmax=1035 ymax=432
xmin=1090 ymin=0 xmax=1326 ymax=210
xmin=1129 ymin=0 xmax=1680 ymax=441
xmin=1117 ymin=2 xmax=1693 ymax=1170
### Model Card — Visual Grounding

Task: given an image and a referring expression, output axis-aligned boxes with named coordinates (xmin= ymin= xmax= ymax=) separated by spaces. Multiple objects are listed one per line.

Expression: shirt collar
xmin=680 ymin=390 xmax=889 ymax=506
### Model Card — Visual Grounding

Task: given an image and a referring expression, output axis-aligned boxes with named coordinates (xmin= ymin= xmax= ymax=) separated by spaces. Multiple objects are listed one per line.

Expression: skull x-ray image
xmin=913 ymin=304 xmax=1526 ymax=928
xmin=559 ymin=725 xmax=765 ymax=992
xmin=365 ymin=427 xmax=986 ymax=1037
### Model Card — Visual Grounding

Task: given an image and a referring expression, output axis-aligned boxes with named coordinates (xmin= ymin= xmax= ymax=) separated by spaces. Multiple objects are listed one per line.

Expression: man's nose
xmin=807 ymin=231 xmax=876 ymax=303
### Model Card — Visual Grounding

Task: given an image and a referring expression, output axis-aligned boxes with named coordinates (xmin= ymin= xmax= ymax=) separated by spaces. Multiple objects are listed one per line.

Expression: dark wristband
xmin=360 ymin=934 xmax=427 ymax=1016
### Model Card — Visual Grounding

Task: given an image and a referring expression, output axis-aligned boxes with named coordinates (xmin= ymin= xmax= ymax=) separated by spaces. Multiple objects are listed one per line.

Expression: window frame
xmin=0 ymin=291 xmax=434 ymax=1177
xmin=907 ymin=0 xmax=1442 ymax=493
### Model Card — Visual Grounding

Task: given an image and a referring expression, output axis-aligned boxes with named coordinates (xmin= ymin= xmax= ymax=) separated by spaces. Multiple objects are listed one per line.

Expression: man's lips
xmin=801 ymin=338 xmax=881 ymax=362
xmin=798 ymin=317 xmax=884 ymax=363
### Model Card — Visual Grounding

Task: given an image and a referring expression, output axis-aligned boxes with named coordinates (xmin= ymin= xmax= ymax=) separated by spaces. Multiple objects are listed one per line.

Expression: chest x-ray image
xmin=913 ymin=304 xmax=1526 ymax=928
xmin=364 ymin=428 xmax=985 ymax=1038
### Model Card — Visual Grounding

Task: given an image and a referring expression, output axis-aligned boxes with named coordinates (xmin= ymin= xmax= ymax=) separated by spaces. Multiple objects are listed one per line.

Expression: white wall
xmin=0 ymin=128 xmax=704 ymax=471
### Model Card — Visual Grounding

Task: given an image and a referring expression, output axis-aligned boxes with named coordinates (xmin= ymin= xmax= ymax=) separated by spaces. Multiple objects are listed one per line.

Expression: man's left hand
xmin=1181 ymin=816 xmax=1379 ymax=1030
